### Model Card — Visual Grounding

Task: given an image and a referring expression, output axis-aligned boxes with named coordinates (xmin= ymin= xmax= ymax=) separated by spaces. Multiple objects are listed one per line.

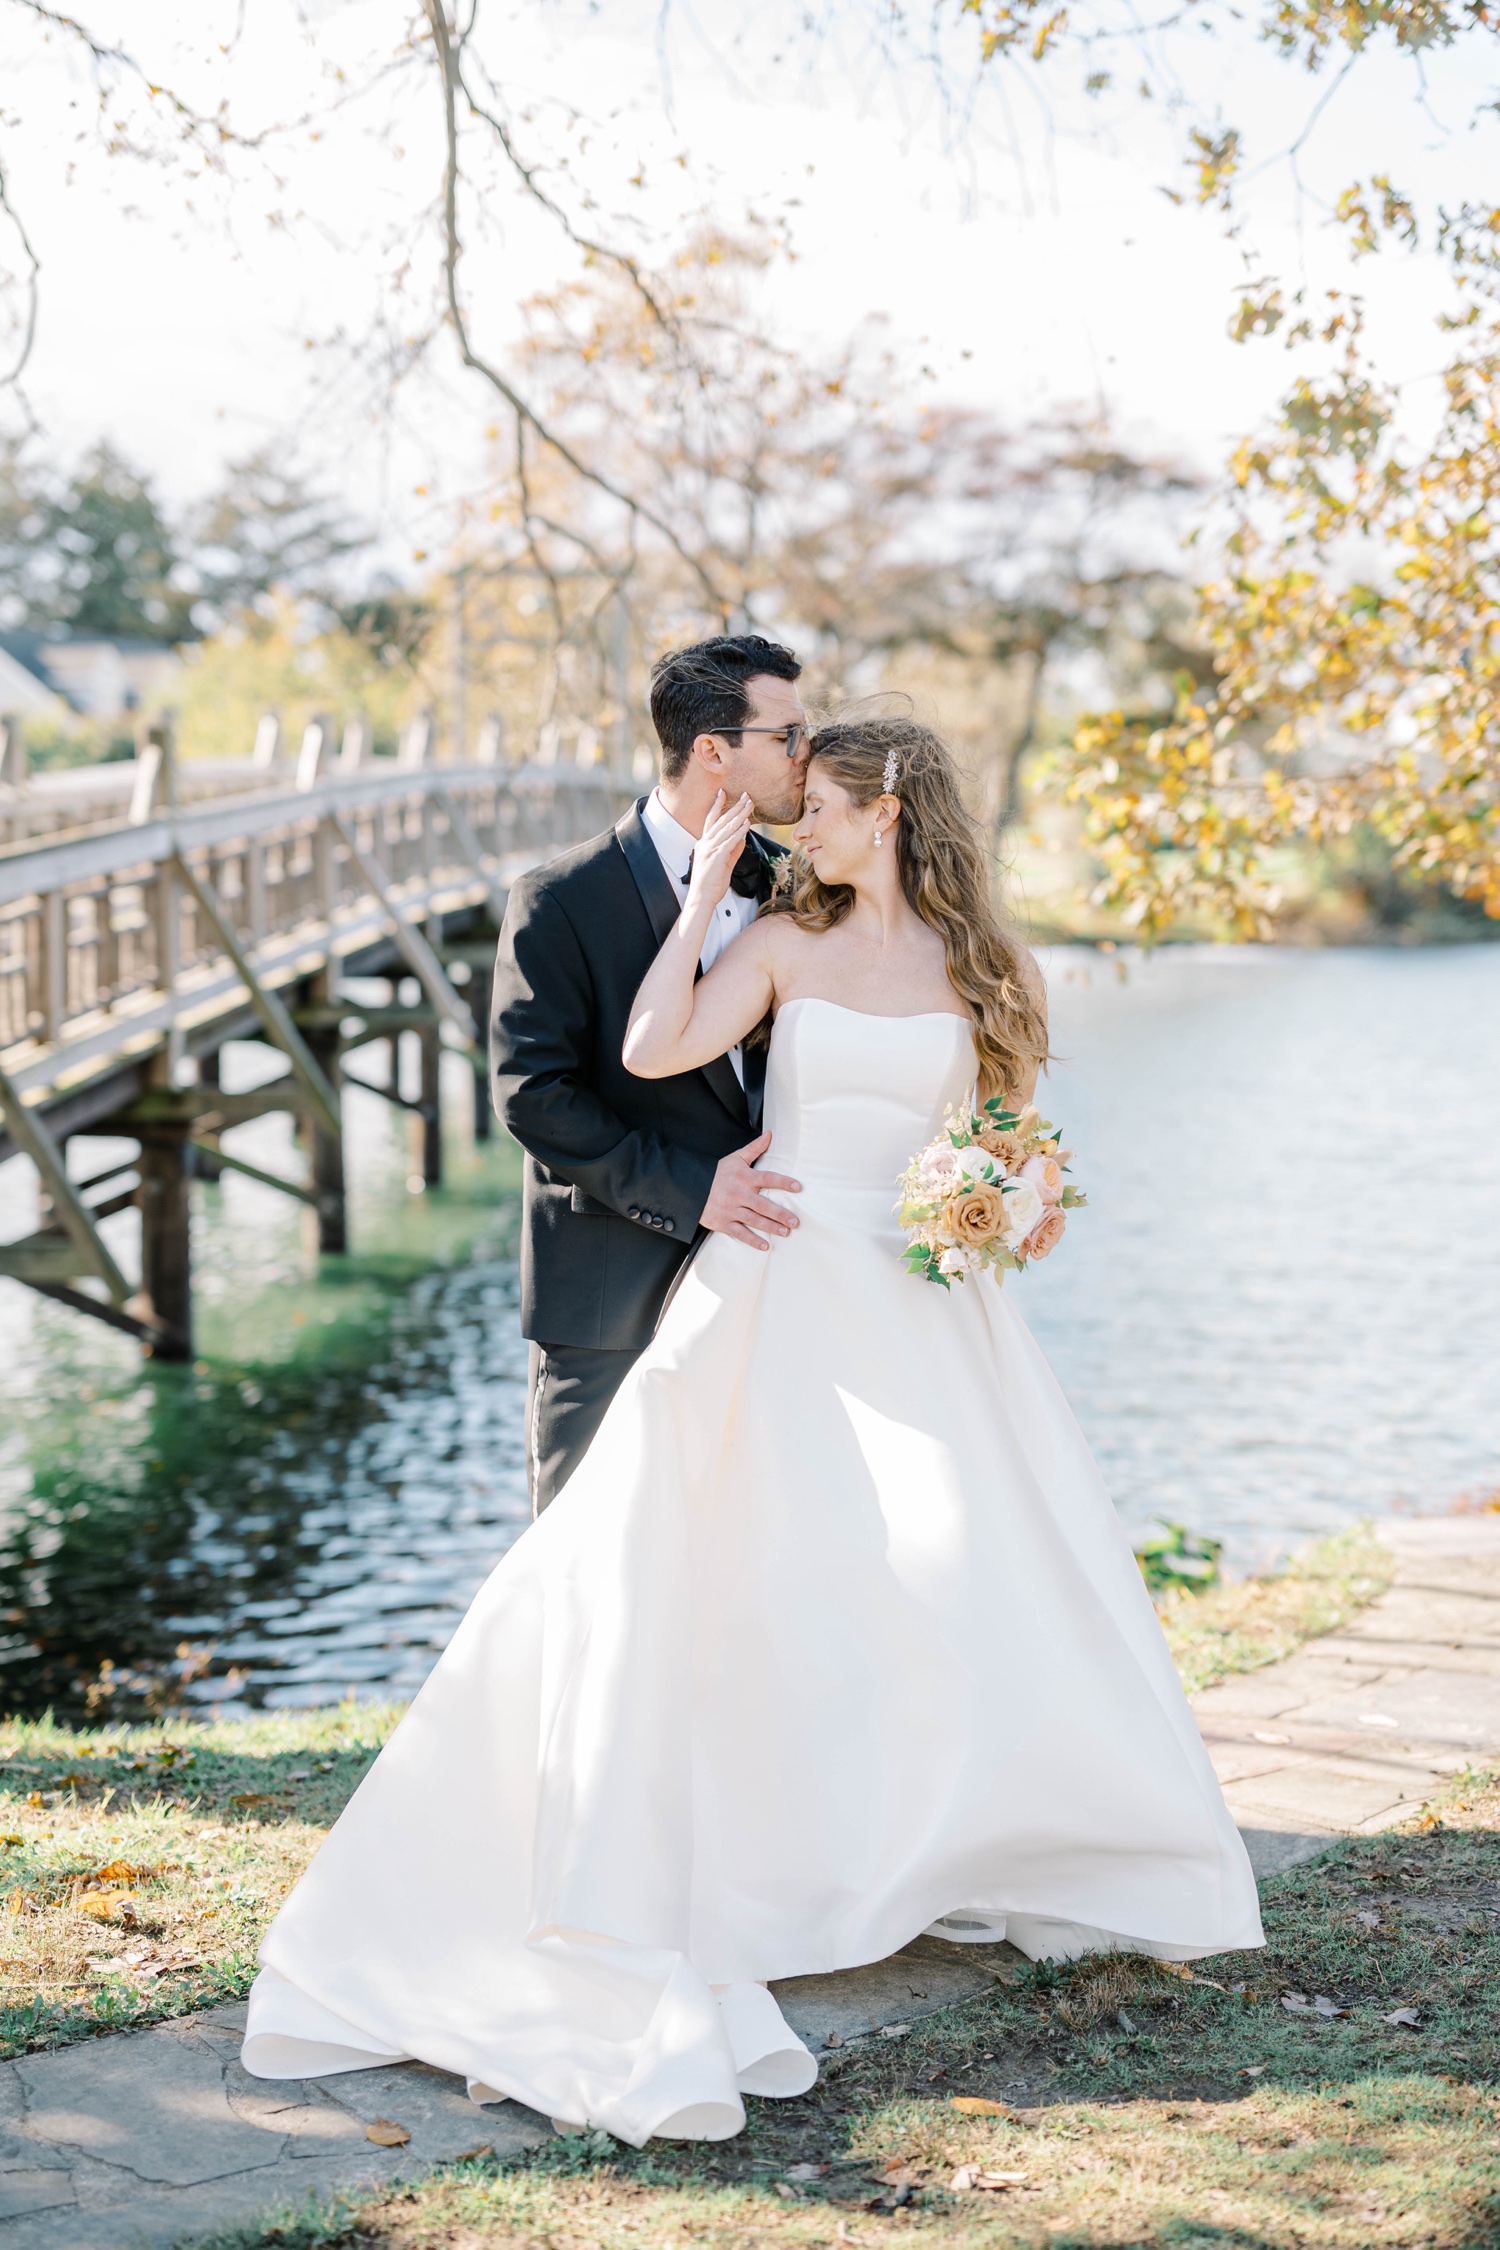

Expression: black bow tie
xmin=683 ymin=836 xmax=768 ymax=899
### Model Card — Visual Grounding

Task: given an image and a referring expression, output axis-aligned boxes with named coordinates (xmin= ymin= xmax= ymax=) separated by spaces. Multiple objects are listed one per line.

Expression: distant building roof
xmin=0 ymin=632 xmax=180 ymax=721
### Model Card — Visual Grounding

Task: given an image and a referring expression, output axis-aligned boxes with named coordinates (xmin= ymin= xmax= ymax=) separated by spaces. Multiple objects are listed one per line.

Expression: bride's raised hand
xmin=684 ymin=790 xmax=752 ymax=913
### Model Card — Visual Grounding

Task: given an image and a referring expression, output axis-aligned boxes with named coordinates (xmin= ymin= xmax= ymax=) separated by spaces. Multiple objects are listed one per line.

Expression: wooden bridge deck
xmin=0 ymin=750 xmax=632 ymax=1356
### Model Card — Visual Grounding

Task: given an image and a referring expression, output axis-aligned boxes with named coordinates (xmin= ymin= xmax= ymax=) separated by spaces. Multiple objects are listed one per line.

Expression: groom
xmin=491 ymin=634 xmax=811 ymax=1516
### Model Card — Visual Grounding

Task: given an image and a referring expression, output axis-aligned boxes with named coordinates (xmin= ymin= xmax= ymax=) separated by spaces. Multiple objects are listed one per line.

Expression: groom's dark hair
xmin=648 ymin=635 xmax=802 ymax=781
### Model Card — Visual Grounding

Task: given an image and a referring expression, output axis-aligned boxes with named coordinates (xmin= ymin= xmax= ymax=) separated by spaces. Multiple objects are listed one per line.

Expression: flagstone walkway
xmin=0 ymin=1515 xmax=1495 ymax=2249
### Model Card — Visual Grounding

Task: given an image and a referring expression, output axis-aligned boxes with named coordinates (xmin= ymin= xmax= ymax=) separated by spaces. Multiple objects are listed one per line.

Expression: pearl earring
xmin=873 ymin=822 xmax=883 ymax=849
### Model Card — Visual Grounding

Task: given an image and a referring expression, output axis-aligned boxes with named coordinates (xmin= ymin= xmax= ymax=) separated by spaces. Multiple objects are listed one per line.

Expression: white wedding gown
xmin=242 ymin=999 xmax=1263 ymax=2143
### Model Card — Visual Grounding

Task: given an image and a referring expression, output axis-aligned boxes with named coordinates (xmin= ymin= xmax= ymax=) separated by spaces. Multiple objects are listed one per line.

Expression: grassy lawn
xmin=0 ymin=1703 xmax=397 ymax=2059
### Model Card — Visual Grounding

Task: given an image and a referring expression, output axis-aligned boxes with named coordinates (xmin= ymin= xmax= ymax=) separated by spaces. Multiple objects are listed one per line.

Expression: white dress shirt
xmin=640 ymin=788 xmax=756 ymax=1086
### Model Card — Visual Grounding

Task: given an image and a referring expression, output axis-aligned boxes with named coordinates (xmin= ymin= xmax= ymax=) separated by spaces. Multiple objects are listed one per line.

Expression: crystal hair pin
xmin=882 ymin=749 xmax=899 ymax=794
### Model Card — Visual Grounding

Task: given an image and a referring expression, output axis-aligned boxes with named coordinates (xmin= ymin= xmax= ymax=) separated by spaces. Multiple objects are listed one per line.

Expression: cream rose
xmin=949 ymin=1184 xmax=1011 ymax=1246
xmin=955 ymin=1142 xmax=999 ymax=1184
xmin=1023 ymin=1206 xmax=1066 ymax=1260
xmin=1000 ymin=1176 xmax=1045 ymax=1247
xmin=1020 ymin=1153 xmax=1064 ymax=1204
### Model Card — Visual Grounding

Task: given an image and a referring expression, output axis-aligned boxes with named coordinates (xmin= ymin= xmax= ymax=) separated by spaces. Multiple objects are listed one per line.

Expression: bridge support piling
xmin=418 ymin=1023 xmax=443 ymax=1188
xmin=471 ymin=956 xmax=493 ymax=1143
xmin=138 ymin=1124 xmax=194 ymax=1359
xmin=302 ymin=977 xmax=347 ymax=1253
xmin=195 ymin=1050 xmax=225 ymax=1182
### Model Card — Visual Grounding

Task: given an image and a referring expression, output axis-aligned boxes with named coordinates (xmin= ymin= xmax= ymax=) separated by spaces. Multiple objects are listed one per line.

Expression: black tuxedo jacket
xmin=490 ymin=797 xmax=786 ymax=1351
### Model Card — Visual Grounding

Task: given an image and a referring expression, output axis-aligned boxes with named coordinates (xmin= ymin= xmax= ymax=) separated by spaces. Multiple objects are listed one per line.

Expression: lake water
xmin=0 ymin=943 xmax=1495 ymax=1716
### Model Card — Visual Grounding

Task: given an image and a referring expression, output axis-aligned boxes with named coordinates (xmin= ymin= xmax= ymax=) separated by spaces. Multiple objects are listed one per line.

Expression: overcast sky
xmin=1 ymin=0 xmax=1487 ymax=563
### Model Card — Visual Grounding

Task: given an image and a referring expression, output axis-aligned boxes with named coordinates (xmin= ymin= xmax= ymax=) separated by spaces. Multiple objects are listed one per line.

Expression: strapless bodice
xmin=761 ymin=998 xmax=976 ymax=1197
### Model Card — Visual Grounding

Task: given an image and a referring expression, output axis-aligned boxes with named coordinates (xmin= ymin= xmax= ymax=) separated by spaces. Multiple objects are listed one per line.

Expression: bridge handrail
xmin=0 ymin=761 xmax=629 ymax=909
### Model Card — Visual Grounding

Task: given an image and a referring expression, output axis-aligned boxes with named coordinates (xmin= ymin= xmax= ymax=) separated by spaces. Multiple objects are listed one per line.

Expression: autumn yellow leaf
xmin=950 ymin=2095 xmax=1008 ymax=2116
xmin=366 ymin=2118 xmax=411 ymax=2147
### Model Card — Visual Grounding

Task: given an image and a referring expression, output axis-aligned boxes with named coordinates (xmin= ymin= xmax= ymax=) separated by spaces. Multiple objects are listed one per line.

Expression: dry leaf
xmin=950 ymin=2095 xmax=1007 ymax=2116
xmin=24 ymin=1793 xmax=43 ymax=1810
xmin=825 ymin=2031 xmax=842 ymax=2048
xmin=1241 ymin=2065 xmax=1268 ymax=2078
xmin=949 ymin=2166 xmax=980 ymax=2193
xmin=1355 ymin=1910 xmax=1381 ymax=1930
xmin=0 ymin=1834 xmax=21 ymax=1847
xmin=75 ymin=1890 xmax=138 ymax=1923
xmin=785 ymin=2163 xmax=824 ymax=2180
xmin=908 ymin=1987 xmax=927 ymax=1998
xmin=773 ymin=2182 xmax=802 ymax=2200
xmin=93 ymin=1860 xmax=152 ymax=1884
xmin=975 ymin=2172 xmax=1027 ymax=2190
xmin=879 ymin=2023 xmax=911 ymax=2039
xmin=451 ymin=2143 xmax=494 ymax=2162
xmin=230 ymin=1792 xmax=276 ymax=1809
xmin=366 ymin=2118 xmax=411 ymax=2147
xmin=1383 ymin=2007 xmax=1421 ymax=2027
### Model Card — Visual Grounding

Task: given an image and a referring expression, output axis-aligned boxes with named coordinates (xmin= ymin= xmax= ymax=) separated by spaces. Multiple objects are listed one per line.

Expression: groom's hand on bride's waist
xmin=700 ymin=1131 xmax=802 ymax=1251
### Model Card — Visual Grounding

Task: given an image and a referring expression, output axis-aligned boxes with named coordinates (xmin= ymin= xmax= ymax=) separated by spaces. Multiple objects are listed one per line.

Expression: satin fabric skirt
xmin=242 ymin=1172 xmax=1263 ymax=2143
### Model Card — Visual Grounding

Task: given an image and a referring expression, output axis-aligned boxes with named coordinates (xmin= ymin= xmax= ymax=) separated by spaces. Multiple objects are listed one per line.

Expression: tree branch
xmin=421 ymin=0 xmax=729 ymax=620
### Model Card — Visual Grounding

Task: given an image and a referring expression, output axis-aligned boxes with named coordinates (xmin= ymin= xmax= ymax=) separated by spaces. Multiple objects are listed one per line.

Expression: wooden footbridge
xmin=0 ymin=722 xmax=633 ymax=1357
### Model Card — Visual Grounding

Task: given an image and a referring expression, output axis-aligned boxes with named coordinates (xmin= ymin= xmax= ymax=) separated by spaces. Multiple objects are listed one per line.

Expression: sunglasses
xmin=722 ymin=723 xmax=809 ymax=760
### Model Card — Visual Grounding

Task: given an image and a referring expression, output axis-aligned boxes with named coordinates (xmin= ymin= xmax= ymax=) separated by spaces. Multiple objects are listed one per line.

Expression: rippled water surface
xmin=1024 ymin=944 xmax=1500 ymax=1565
xmin=0 ymin=944 xmax=1495 ymax=1715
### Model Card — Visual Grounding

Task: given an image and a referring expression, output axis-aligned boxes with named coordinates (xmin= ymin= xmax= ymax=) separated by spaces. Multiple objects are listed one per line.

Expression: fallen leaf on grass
xmin=0 ymin=1835 xmax=20 ymax=1847
xmin=907 ymin=1988 xmax=927 ymax=1998
xmin=950 ymin=2167 xmax=1027 ymax=2192
xmin=1383 ymin=2007 xmax=1421 ymax=2028
xmin=1280 ymin=1993 xmax=1348 ymax=2017
xmin=92 ymin=1861 xmax=153 ymax=1885
xmin=451 ymin=2143 xmax=494 ymax=2162
xmin=366 ymin=2118 xmax=411 ymax=2147
xmin=825 ymin=2031 xmax=843 ymax=2048
xmin=950 ymin=2096 xmax=1007 ymax=2116
xmin=1157 ymin=1962 xmax=1225 ymax=1989
xmin=229 ymin=1793 xmax=276 ymax=1809
xmin=75 ymin=1891 xmax=139 ymax=1924
xmin=785 ymin=2163 xmax=825 ymax=2180
xmin=879 ymin=2023 xmax=911 ymax=2039
xmin=1355 ymin=1910 xmax=1381 ymax=1929
xmin=773 ymin=2182 xmax=803 ymax=2201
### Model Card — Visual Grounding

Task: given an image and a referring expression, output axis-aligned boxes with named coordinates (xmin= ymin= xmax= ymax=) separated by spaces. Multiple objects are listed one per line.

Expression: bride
xmin=242 ymin=715 xmax=1263 ymax=2144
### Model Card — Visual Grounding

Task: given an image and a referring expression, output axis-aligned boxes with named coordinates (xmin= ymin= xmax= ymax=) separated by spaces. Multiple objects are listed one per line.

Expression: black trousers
xmin=526 ymin=1340 xmax=643 ymax=1516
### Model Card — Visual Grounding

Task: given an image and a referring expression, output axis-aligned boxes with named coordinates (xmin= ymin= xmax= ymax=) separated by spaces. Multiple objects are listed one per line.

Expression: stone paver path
xmin=1 ymin=1515 xmax=1497 ymax=2247
xmin=1195 ymin=1517 xmax=1500 ymax=1877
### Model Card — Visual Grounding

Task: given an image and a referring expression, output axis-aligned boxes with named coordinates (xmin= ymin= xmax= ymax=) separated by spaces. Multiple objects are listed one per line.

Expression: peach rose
xmin=1020 ymin=1153 xmax=1064 ymax=1204
xmin=949 ymin=1184 xmax=1011 ymax=1246
xmin=1023 ymin=1207 xmax=1067 ymax=1260
xmin=976 ymin=1128 xmax=1024 ymax=1170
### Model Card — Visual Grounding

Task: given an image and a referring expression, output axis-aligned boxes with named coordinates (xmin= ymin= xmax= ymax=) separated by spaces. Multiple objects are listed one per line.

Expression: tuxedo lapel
xmin=615 ymin=799 xmax=681 ymax=950
xmin=614 ymin=798 xmax=750 ymax=1129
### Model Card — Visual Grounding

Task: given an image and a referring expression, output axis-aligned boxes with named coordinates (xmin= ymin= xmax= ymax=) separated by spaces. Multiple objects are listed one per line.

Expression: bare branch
xmin=0 ymin=145 xmax=39 ymax=390
xmin=421 ymin=0 xmax=730 ymax=619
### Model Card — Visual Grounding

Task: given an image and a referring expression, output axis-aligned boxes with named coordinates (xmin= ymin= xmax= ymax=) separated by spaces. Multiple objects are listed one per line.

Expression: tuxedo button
xmin=628 ymin=1206 xmax=640 ymax=1219
xmin=663 ymin=1217 xmax=675 ymax=1233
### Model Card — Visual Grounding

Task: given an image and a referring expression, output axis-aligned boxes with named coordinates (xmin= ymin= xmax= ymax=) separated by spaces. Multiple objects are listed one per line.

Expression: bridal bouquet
xmin=896 ymin=1098 xmax=1087 ymax=1287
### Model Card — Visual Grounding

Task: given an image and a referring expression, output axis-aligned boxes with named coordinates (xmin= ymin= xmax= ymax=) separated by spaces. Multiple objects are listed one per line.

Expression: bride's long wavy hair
xmin=766 ymin=716 xmax=1049 ymax=1103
